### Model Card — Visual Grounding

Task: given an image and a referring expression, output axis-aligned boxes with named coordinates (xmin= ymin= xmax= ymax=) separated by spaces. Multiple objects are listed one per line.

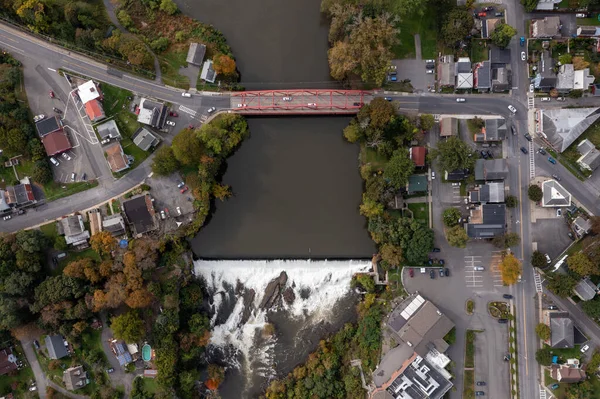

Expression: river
xmin=175 ymin=0 xmax=374 ymax=396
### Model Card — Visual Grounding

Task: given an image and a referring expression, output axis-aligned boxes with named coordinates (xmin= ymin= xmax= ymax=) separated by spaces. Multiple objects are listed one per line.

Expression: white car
xmin=576 ymin=13 xmax=587 ymax=18
xmin=61 ymin=153 xmax=71 ymax=161
xmin=160 ymin=210 xmax=166 ymax=220
xmin=100 ymin=138 xmax=110 ymax=145
xmin=33 ymin=114 xmax=45 ymax=122
xmin=181 ymin=92 xmax=191 ymax=98
xmin=521 ymin=51 xmax=526 ymax=61
xmin=508 ymin=105 xmax=517 ymax=113
xmin=3 ymin=215 xmax=11 ymax=221
xmin=545 ymin=254 xmax=551 ymax=264
xmin=282 ymin=97 xmax=293 ymax=101
xmin=420 ymin=267 xmax=426 ymax=274
xmin=426 ymin=69 xmax=434 ymax=74
xmin=431 ymin=171 xmax=436 ymax=180
xmin=541 ymin=97 xmax=551 ymax=102
xmin=425 ymin=59 xmax=435 ymax=64
xmin=581 ymin=344 xmax=590 ymax=353
xmin=456 ymin=98 xmax=466 ymax=102
xmin=207 ymin=107 xmax=216 ymax=113
xmin=166 ymin=121 xmax=176 ymax=126
xmin=389 ymin=65 xmax=397 ymax=71
xmin=50 ymin=157 xmax=60 ymax=167
xmin=307 ymin=103 xmax=317 ymax=106
xmin=557 ymin=209 xmax=562 ymax=217
xmin=237 ymin=103 xmax=247 ymax=108
xmin=176 ymin=206 xmax=182 ymax=215
xmin=529 ymin=84 xmax=534 ymax=93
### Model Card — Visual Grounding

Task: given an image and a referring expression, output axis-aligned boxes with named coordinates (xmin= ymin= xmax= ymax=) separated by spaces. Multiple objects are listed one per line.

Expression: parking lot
xmin=391 ymin=59 xmax=435 ymax=93
xmin=147 ymin=173 xmax=196 ymax=231
xmin=532 ymin=218 xmax=573 ymax=261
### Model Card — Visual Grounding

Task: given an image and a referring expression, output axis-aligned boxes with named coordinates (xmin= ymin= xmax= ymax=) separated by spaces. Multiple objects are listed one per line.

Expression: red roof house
xmin=42 ymin=130 xmax=72 ymax=156
xmin=0 ymin=347 xmax=18 ymax=375
xmin=410 ymin=147 xmax=427 ymax=168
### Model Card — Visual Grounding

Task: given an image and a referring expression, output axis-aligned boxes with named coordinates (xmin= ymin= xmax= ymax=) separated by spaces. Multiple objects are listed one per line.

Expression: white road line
xmin=529 ymin=140 xmax=535 ymax=179
xmin=539 ymin=386 xmax=547 ymax=399
xmin=179 ymin=105 xmax=197 ymax=116
xmin=534 ymin=272 xmax=543 ymax=293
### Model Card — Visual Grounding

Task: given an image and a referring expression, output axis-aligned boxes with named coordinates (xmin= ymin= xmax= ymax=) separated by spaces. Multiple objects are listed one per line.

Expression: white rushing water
xmin=194 ymin=259 xmax=372 ymax=380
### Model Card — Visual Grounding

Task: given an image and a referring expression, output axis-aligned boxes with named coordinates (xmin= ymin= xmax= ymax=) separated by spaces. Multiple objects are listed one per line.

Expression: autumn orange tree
xmin=213 ymin=53 xmax=236 ymax=75
xmin=500 ymin=253 xmax=522 ymax=285
xmin=90 ymin=231 xmax=117 ymax=257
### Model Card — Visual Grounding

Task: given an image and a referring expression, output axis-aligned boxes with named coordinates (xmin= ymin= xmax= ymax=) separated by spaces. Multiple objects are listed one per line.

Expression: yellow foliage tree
xmin=499 ymin=253 xmax=522 ymax=285
xmin=573 ymin=56 xmax=590 ymax=71
xmin=90 ymin=231 xmax=117 ymax=257
xmin=213 ymin=54 xmax=237 ymax=75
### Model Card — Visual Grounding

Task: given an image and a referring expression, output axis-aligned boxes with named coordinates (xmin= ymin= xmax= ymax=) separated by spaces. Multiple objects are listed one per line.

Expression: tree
xmin=535 ymin=323 xmax=551 ymax=340
xmin=446 ymin=225 xmax=469 ymax=248
xmin=505 ymin=195 xmax=518 ymax=208
xmin=384 ymin=149 xmax=415 ymax=190
xmin=558 ymin=53 xmax=573 ymax=65
xmin=90 ymin=231 xmax=117 ymax=257
xmin=172 ymin=129 xmax=204 ymax=166
xmin=521 ymin=0 xmax=540 ymax=12
xmin=443 ymin=208 xmax=462 ymax=227
xmin=567 ymin=252 xmax=599 ymax=276
xmin=213 ymin=53 xmax=236 ymax=75
xmin=490 ymin=23 xmax=517 ymax=49
xmin=546 ymin=272 xmax=577 ymax=297
xmin=528 ymin=185 xmax=543 ymax=202
xmin=379 ymin=243 xmax=403 ymax=266
xmin=420 ymin=114 xmax=435 ymax=131
xmin=388 ymin=0 xmax=429 ymax=16
xmin=159 ymin=0 xmax=178 ymax=15
xmin=573 ymin=56 xmax=590 ymax=71
xmin=359 ymin=195 xmax=384 ymax=218
xmin=430 ymin=136 xmax=475 ymax=173
xmin=151 ymin=146 xmax=180 ymax=176
xmin=591 ymin=216 xmax=600 ymax=234
xmin=531 ymin=251 xmax=547 ymax=268
xmin=366 ymin=97 xmax=396 ymax=130
xmin=111 ymin=311 xmax=145 ymax=342
xmin=535 ymin=347 xmax=553 ymax=366
xmin=125 ymin=289 xmax=153 ymax=309
xmin=582 ymin=298 xmax=600 ymax=319
xmin=212 ymin=183 xmax=231 ymax=201
xmin=499 ymin=253 xmax=522 ymax=285
xmin=31 ymin=160 xmax=53 ymax=184
xmin=493 ymin=233 xmax=520 ymax=249
xmin=441 ymin=8 xmax=473 ymax=47
xmin=343 ymin=121 xmax=363 ymax=143
xmin=206 ymin=364 xmax=225 ymax=389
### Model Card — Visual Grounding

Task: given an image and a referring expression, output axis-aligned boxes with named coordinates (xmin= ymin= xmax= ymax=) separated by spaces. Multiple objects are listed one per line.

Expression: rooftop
xmin=541 ymin=108 xmax=600 ymax=152
xmin=475 ymin=61 xmax=491 ymax=90
xmin=410 ymin=147 xmax=426 ymax=167
xmin=440 ymin=118 xmax=458 ymax=137
xmin=105 ymin=143 xmax=130 ymax=173
xmin=0 ymin=348 xmax=18 ymax=376
xmin=42 ymin=130 xmax=72 ymax=156
xmin=489 ymin=46 xmax=511 ymax=65
xmin=438 ymin=56 xmax=455 ymax=87
xmin=467 ymin=204 xmax=506 ymax=238
xmin=122 ymin=194 xmax=157 ymax=235
xmin=137 ymin=98 xmax=167 ymax=128
xmin=532 ymin=16 xmax=561 ymax=38
xmin=551 ymin=364 xmax=586 ymax=383
xmin=6 ymin=178 xmax=35 ymax=205
xmin=574 ymin=278 xmax=597 ymax=301
xmin=96 ymin=120 xmax=121 ymax=140
xmin=186 ymin=43 xmax=207 ymax=66
xmin=132 ymin=127 xmax=160 ymax=151
xmin=103 ymin=214 xmax=126 ymax=236
xmin=574 ymin=68 xmax=595 ymax=91
xmin=475 ymin=159 xmax=508 ymax=181
xmin=201 ymin=60 xmax=217 ymax=83
xmin=456 ymin=57 xmax=471 ymax=73
xmin=36 ymin=116 xmax=62 ymax=137
xmin=45 ymin=335 xmax=68 ymax=360
xmin=407 ymin=175 xmax=428 ymax=193
xmin=550 ymin=313 xmax=574 ymax=348
xmin=84 ymin=99 xmax=105 ymax=122
xmin=59 ymin=215 xmax=85 ymax=237
xmin=63 ymin=365 xmax=88 ymax=391
xmin=456 ymin=72 xmax=473 ymax=89
xmin=383 ymin=356 xmax=453 ymax=399
xmin=542 ymin=180 xmax=572 ymax=207
xmin=77 ymin=80 xmax=102 ymax=104
xmin=556 ymin=64 xmax=575 ymax=91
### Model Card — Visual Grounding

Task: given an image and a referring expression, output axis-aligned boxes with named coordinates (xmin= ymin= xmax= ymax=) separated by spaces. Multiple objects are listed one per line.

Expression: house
xmin=551 ymin=364 xmax=586 ymax=383
xmin=467 ymin=204 xmax=506 ymax=239
xmin=186 ymin=43 xmax=206 ymax=66
xmin=492 ymin=67 xmax=510 ymax=92
xmin=440 ymin=117 xmax=458 ymax=137
xmin=371 ymin=295 xmax=454 ymax=399
xmin=63 ymin=366 xmax=88 ymax=391
xmin=538 ymin=108 xmax=600 ymax=152
xmin=110 ymin=341 xmax=132 ymax=367
xmin=407 ymin=175 xmax=428 ymax=194
xmin=474 ymin=119 xmax=507 ymax=142
xmin=456 ymin=57 xmax=473 ymax=89
xmin=488 ymin=47 xmax=511 ymax=92
xmin=122 ymin=194 xmax=157 ymax=236
xmin=42 ymin=130 xmax=72 ymax=156
xmin=541 ymin=180 xmax=571 ymax=207
xmin=556 ymin=64 xmax=575 ymax=92
xmin=482 ymin=18 xmax=501 ymax=39
xmin=577 ymin=139 xmax=600 ymax=171
xmin=531 ymin=16 xmax=561 ymax=38
xmin=489 ymin=46 xmax=511 ymax=66
xmin=0 ymin=190 xmax=10 ymax=213
xmin=35 ymin=116 xmax=62 ymax=137
xmin=533 ymin=50 xmax=557 ymax=91
xmin=410 ymin=147 xmax=426 ymax=168
xmin=574 ymin=68 xmax=595 ymax=91
xmin=438 ymin=55 xmax=455 ymax=87
xmin=132 ymin=127 xmax=160 ymax=151
xmin=577 ymin=26 xmax=600 ymax=37
xmin=85 ymin=100 xmax=105 ymax=123
xmin=574 ymin=278 xmax=597 ymax=301
xmin=88 ymin=209 xmax=103 ymax=236
xmin=200 ymin=60 xmax=217 ymax=83
xmin=475 ymin=159 xmax=508 ymax=181
xmin=536 ymin=0 xmax=561 ymax=10
xmin=105 ymin=143 xmax=130 ymax=173
xmin=102 ymin=214 xmax=127 ymax=237
xmin=127 ymin=343 xmax=140 ymax=361
xmin=77 ymin=80 xmax=105 ymax=122
xmin=446 ymin=169 xmax=469 ymax=181
xmin=550 ymin=312 xmax=574 ymax=348
xmin=6 ymin=177 xmax=36 ymax=207
xmin=137 ymin=98 xmax=167 ymax=129
xmin=58 ymin=215 xmax=90 ymax=246
xmin=475 ymin=61 xmax=491 ymax=92
xmin=96 ymin=120 xmax=122 ymax=141
xmin=572 ymin=216 xmax=592 ymax=237
xmin=469 ymin=182 xmax=505 ymax=204
xmin=45 ymin=335 xmax=69 ymax=360
xmin=0 ymin=348 xmax=18 ymax=376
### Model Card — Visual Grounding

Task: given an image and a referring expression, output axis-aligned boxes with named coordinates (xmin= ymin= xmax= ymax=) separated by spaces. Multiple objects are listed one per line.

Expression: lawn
xmin=579 ymin=15 xmax=600 ymax=26
xmin=360 ymin=144 xmax=389 ymax=169
xmin=546 ymin=343 xmax=582 ymax=360
xmin=39 ymin=221 xmax=59 ymax=242
xmin=463 ymin=369 xmax=475 ymax=399
xmin=58 ymin=248 xmax=101 ymax=268
xmin=0 ymin=165 xmax=18 ymax=189
xmin=143 ymin=377 xmax=159 ymax=394
xmin=159 ymin=49 xmax=190 ymax=89
xmin=0 ymin=366 xmax=34 ymax=396
xmin=392 ymin=7 xmax=437 ymax=59
xmin=465 ymin=330 xmax=476 ymax=368
xmin=546 ymin=148 xmax=587 ymax=182
xmin=471 ymin=39 xmax=489 ymax=63
xmin=444 ymin=327 xmax=456 ymax=345
xmin=407 ymin=202 xmax=429 ymax=226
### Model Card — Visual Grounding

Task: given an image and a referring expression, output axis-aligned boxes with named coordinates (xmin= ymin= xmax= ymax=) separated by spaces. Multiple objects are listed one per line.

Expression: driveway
xmin=20 ymin=339 xmax=47 ymax=399
xmin=100 ymin=313 xmax=136 ymax=395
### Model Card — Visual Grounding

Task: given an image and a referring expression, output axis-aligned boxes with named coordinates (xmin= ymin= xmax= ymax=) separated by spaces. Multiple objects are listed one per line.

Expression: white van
xmin=181 ymin=92 xmax=191 ymax=98
xmin=50 ymin=157 xmax=60 ymax=167
xmin=474 ymin=266 xmax=485 ymax=271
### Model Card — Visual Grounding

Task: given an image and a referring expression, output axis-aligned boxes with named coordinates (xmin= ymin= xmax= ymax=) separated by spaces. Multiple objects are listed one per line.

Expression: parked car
xmin=429 ymin=269 xmax=435 ymax=279
xmin=538 ymin=148 xmax=547 ymax=155
xmin=33 ymin=114 xmax=45 ymax=122
xmin=33 ymin=340 xmax=40 ymax=349
xmin=521 ymin=51 xmax=526 ymax=61
xmin=576 ymin=13 xmax=588 ymax=17
xmin=568 ymin=232 xmax=575 ymax=240
xmin=409 ymin=268 xmax=414 ymax=278
xmin=475 ymin=392 xmax=485 ymax=396
xmin=503 ymin=294 xmax=513 ymax=299
xmin=439 ymin=268 xmax=445 ymax=277
xmin=237 ymin=103 xmax=248 ymax=108
xmin=50 ymin=157 xmax=59 ymax=166
xmin=541 ymin=97 xmax=551 ymax=102
xmin=548 ymin=305 xmax=558 ymax=310
xmin=176 ymin=206 xmax=182 ymax=215
xmin=508 ymin=105 xmax=517 ymax=113
xmin=160 ymin=210 xmax=166 ymax=220
xmin=106 ymin=368 xmax=114 ymax=374
xmin=520 ymin=36 xmax=525 ymax=46
xmin=180 ymin=186 xmax=189 ymax=194
xmin=62 ymin=153 xmax=71 ymax=161
xmin=581 ymin=344 xmax=590 ymax=353
xmin=81 ymin=173 xmax=87 ymax=180
xmin=480 ymin=150 xmax=489 ymax=159
xmin=17 ymin=209 xmax=25 ymax=215
xmin=181 ymin=92 xmax=192 ymax=97
xmin=169 ymin=111 xmax=178 ymax=117
xmin=177 ymin=181 xmax=185 ymax=188
xmin=49 ymin=90 xmax=54 ymax=98
xmin=474 ymin=266 xmax=485 ymax=271
xmin=420 ymin=267 xmax=426 ymax=274
xmin=432 ymin=248 xmax=441 ymax=252
xmin=556 ymin=209 xmax=562 ymax=217
xmin=520 ymin=147 xmax=528 ymax=154
xmin=545 ymin=253 xmax=552 ymax=264
xmin=425 ymin=69 xmax=433 ymax=74
xmin=494 ymin=12 xmax=503 ymax=17
xmin=307 ymin=103 xmax=317 ymax=106
xmin=353 ymin=102 xmax=363 ymax=106
xmin=70 ymin=172 xmax=76 ymax=181
xmin=425 ymin=59 xmax=435 ymax=64
xmin=498 ymin=318 xmax=508 ymax=324
xmin=552 ymin=174 xmax=561 ymax=181
xmin=166 ymin=121 xmax=176 ymax=126
xmin=550 ymin=383 xmax=559 ymax=390
xmin=444 ymin=268 xmax=449 ymax=277
xmin=207 ymin=107 xmax=216 ymax=113
xmin=529 ymin=84 xmax=534 ymax=92
xmin=524 ymin=133 xmax=532 ymax=141
xmin=556 ymin=97 xmax=566 ymax=101
xmin=456 ymin=98 xmax=466 ymax=102
xmin=53 ymin=107 xmax=62 ymax=113
xmin=101 ymin=138 xmax=110 ymax=145
xmin=477 ymin=12 xmax=486 ymax=17
xmin=431 ymin=171 xmax=435 ymax=179
xmin=3 ymin=215 xmax=11 ymax=221
xmin=438 ymin=259 xmax=445 ymax=265
xmin=476 ymin=381 xmax=486 ymax=386
xmin=511 ymin=125 xmax=517 ymax=136
xmin=282 ymin=97 xmax=293 ymax=101
xmin=548 ymin=157 xmax=556 ymax=164
xmin=384 ymin=97 xmax=393 ymax=101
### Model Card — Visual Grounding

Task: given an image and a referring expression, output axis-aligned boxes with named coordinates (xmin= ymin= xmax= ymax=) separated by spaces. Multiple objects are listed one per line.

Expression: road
xmin=21 ymin=339 xmax=47 ymax=399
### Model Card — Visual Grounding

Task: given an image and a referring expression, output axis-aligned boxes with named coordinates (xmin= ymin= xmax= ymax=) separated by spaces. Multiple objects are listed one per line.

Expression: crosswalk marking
xmin=539 ymin=386 xmax=547 ymax=399
xmin=534 ymin=272 xmax=543 ymax=293
xmin=529 ymin=140 xmax=535 ymax=179
xmin=178 ymin=105 xmax=197 ymax=116
xmin=528 ymin=96 xmax=535 ymax=110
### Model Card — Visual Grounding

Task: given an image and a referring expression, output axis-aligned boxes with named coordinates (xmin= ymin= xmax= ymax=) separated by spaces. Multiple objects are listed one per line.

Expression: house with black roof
xmin=186 ymin=43 xmax=206 ymax=66
xmin=469 ymin=182 xmax=505 ymax=204
xmin=474 ymin=119 xmax=507 ymax=142
xmin=122 ymin=194 xmax=157 ymax=236
xmin=475 ymin=159 xmax=508 ymax=181
xmin=35 ymin=116 xmax=62 ymax=137
xmin=446 ymin=169 xmax=469 ymax=181
xmin=550 ymin=312 xmax=574 ymax=348
xmin=489 ymin=46 xmax=511 ymax=67
xmin=467 ymin=204 xmax=506 ymax=239
xmin=489 ymin=46 xmax=511 ymax=92
xmin=46 ymin=335 xmax=69 ymax=359
xmin=475 ymin=61 xmax=491 ymax=92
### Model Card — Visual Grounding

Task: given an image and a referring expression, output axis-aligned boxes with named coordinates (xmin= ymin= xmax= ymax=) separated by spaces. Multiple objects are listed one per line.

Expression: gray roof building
xmin=467 ymin=204 xmax=506 ymax=238
xmin=456 ymin=72 xmax=473 ymax=89
xmin=407 ymin=175 xmax=428 ymax=193
xmin=550 ymin=312 xmax=574 ymax=348
xmin=531 ymin=16 xmax=561 ymax=38
xmin=492 ymin=67 xmax=510 ymax=92
xmin=186 ymin=43 xmax=206 ymax=66
xmin=470 ymin=182 xmax=505 ymax=204
xmin=577 ymin=139 xmax=600 ymax=171
xmin=132 ymin=127 xmax=160 ymax=151
xmin=542 ymin=180 xmax=571 ymax=207
xmin=573 ymin=216 xmax=592 ymax=237
xmin=475 ymin=159 xmax=508 ymax=181
xmin=102 ymin=214 xmax=126 ymax=237
xmin=46 ymin=335 xmax=68 ymax=360
xmin=475 ymin=61 xmax=491 ymax=92
xmin=456 ymin=57 xmax=471 ymax=73
xmin=200 ymin=60 xmax=217 ymax=83
xmin=534 ymin=50 xmax=556 ymax=90
xmin=35 ymin=116 xmax=62 ymax=137
xmin=63 ymin=365 xmax=88 ymax=390
xmin=96 ymin=120 xmax=121 ymax=140
xmin=438 ymin=56 xmax=455 ymax=87
xmin=6 ymin=177 xmax=35 ymax=206
xmin=574 ymin=278 xmax=597 ymax=301
xmin=58 ymin=215 xmax=90 ymax=246
xmin=137 ymin=98 xmax=167 ymax=129
xmin=440 ymin=118 xmax=458 ymax=137
xmin=539 ymin=108 xmax=600 ymax=152
xmin=382 ymin=355 xmax=453 ymax=399
xmin=475 ymin=119 xmax=507 ymax=141
xmin=489 ymin=46 xmax=511 ymax=66
xmin=123 ymin=194 xmax=157 ymax=236
xmin=577 ymin=26 xmax=600 ymax=37
xmin=556 ymin=64 xmax=575 ymax=92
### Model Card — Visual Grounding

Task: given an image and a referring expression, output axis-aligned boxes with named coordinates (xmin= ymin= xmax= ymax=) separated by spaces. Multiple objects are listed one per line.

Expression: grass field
xmin=39 ymin=221 xmax=58 ymax=241
xmin=471 ymin=39 xmax=489 ymax=63
xmin=465 ymin=330 xmax=476 ymax=368
xmin=361 ymin=145 xmax=389 ymax=170
xmin=408 ymin=202 xmax=429 ymax=226
xmin=463 ymin=369 xmax=474 ymax=399
xmin=392 ymin=7 xmax=437 ymax=59
xmin=159 ymin=49 xmax=190 ymax=89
